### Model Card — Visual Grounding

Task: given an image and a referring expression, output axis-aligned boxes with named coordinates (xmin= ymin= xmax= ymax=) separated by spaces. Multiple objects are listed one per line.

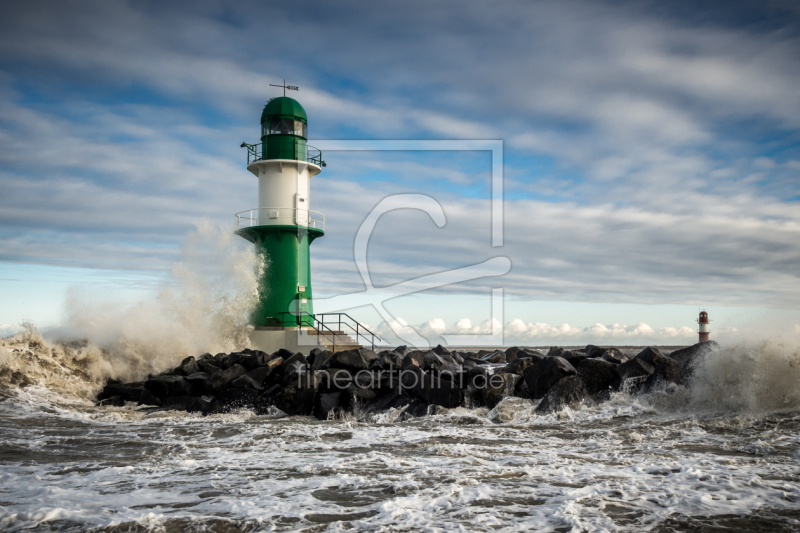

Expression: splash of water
xmin=0 ymin=222 xmax=261 ymax=397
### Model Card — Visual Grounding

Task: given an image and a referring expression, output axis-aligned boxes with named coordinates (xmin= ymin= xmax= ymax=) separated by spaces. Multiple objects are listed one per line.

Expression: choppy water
xmin=2 ymin=384 xmax=800 ymax=532
xmin=3 ymin=329 xmax=800 ymax=531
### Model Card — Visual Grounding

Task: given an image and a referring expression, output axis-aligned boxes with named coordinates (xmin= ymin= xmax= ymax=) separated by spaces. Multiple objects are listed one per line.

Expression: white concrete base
xmin=250 ymin=327 xmax=360 ymax=355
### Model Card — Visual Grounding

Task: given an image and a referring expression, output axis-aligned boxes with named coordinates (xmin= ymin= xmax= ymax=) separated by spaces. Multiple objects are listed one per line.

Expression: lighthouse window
xmin=294 ymin=120 xmax=306 ymax=138
xmin=269 ymin=118 xmax=282 ymax=135
xmin=261 ymin=122 xmax=266 ymax=137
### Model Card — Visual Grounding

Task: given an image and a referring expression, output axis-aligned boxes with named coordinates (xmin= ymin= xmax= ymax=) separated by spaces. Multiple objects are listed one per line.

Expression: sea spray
xmin=0 ymin=222 xmax=262 ymax=397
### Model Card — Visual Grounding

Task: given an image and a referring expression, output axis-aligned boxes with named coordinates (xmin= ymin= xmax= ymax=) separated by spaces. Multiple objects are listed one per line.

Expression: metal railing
xmin=235 ymin=208 xmax=325 ymax=231
xmin=241 ymin=142 xmax=325 ymax=167
xmin=276 ymin=311 xmax=382 ymax=351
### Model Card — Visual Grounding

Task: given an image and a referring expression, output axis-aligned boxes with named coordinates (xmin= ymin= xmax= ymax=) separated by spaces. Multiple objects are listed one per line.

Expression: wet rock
xmin=433 ymin=344 xmax=451 ymax=356
xmin=184 ymin=372 xmax=209 ymax=395
xmin=643 ymin=357 xmax=684 ymax=391
xmin=535 ymin=375 xmax=589 ymax=413
xmin=392 ymin=345 xmax=410 ymax=356
xmin=547 ymin=347 xmax=567 ymax=357
xmin=361 ymin=385 xmax=414 ymax=415
xmin=480 ymin=351 xmax=507 ymax=365
xmin=270 ymin=374 xmax=320 ymax=416
xmin=616 ymin=358 xmax=655 ymax=382
xmin=563 ymin=350 xmax=591 ymax=368
xmin=634 ymin=347 xmax=664 ymax=367
xmin=500 ymin=356 xmax=538 ymax=375
xmin=281 ymin=353 xmax=308 ymax=382
xmin=325 ymin=348 xmax=376 ymax=371
xmin=230 ymin=374 xmax=263 ymax=390
xmin=404 ymin=366 xmax=461 ymax=408
xmin=137 ymin=388 xmax=161 ymax=407
xmin=577 ymin=358 xmax=621 ymax=396
xmin=197 ymin=358 xmax=221 ymax=375
xmin=584 ymin=345 xmax=605 ymax=358
xmin=145 ymin=375 xmax=192 ymax=399
xmin=205 ymin=364 xmax=247 ymax=394
xmin=668 ymin=341 xmax=719 ymax=366
xmin=523 ymin=356 xmax=577 ymax=399
xmin=311 ymin=350 xmax=333 ymax=371
xmin=422 ymin=352 xmax=460 ymax=376
xmin=505 ymin=346 xmax=524 ymax=362
xmin=97 ymin=395 xmax=125 ymax=407
xmin=177 ymin=356 xmax=200 ymax=375
xmin=240 ymin=350 xmax=271 ymax=371
xmin=313 ymin=391 xmax=355 ymax=420
xmin=401 ymin=351 xmax=425 ymax=369
xmin=481 ymin=372 xmax=521 ymax=409
xmin=245 ymin=364 xmax=278 ymax=387
xmin=195 ymin=395 xmax=216 ymax=414
xmin=601 ymin=348 xmax=629 ymax=365
xmin=98 ymin=381 xmax=145 ymax=403
xmin=221 ymin=352 xmax=248 ymax=369
xmin=160 ymin=396 xmax=199 ymax=412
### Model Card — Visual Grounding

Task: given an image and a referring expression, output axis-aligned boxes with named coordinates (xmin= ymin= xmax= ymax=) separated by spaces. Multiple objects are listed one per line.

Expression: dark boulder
xmin=325 ymin=348 xmax=377 ymax=371
xmin=616 ymin=358 xmax=655 ymax=384
xmin=536 ymin=375 xmax=589 ymax=413
xmin=500 ymin=354 xmax=541 ymax=375
xmin=577 ymin=358 xmax=621 ymax=396
xmin=584 ymin=345 xmax=605 ymax=358
xmin=601 ymin=348 xmax=629 ymax=365
xmin=205 ymin=364 xmax=247 ymax=394
xmin=313 ymin=391 xmax=355 ymax=420
xmin=97 ymin=381 xmax=145 ymax=402
xmin=404 ymin=366 xmax=461 ymax=408
xmin=563 ymin=350 xmax=591 ymax=368
xmin=433 ymin=344 xmax=451 ymax=356
xmin=184 ymin=372 xmax=209 ymax=395
xmin=177 ymin=356 xmax=200 ymax=375
xmin=137 ymin=388 xmax=161 ymax=407
xmin=642 ymin=357 xmax=683 ymax=391
xmin=482 ymin=372 xmax=521 ymax=409
xmin=230 ymin=374 xmax=263 ymax=390
xmin=145 ymin=375 xmax=192 ymax=399
xmin=245 ymin=364 xmax=279 ymax=387
xmin=401 ymin=351 xmax=425 ymax=369
xmin=160 ymin=395 xmax=199 ymax=412
xmin=422 ymin=352 xmax=461 ymax=376
xmin=634 ymin=347 xmax=664 ymax=367
xmin=270 ymin=374 xmax=320 ymax=416
xmin=547 ymin=347 xmax=567 ymax=357
xmin=668 ymin=341 xmax=719 ymax=366
xmin=523 ymin=356 xmax=577 ymax=399
xmin=221 ymin=352 xmax=249 ymax=369
xmin=311 ymin=350 xmax=333 ymax=371
xmin=480 ymin=351 xmax=507 ymax=365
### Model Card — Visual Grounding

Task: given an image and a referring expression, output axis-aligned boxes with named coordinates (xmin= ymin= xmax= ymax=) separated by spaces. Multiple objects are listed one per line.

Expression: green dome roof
xmin=260 ymin=97 xmax=307 ymax=123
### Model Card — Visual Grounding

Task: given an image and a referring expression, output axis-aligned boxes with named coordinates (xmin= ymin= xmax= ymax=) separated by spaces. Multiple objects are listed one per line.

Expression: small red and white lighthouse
xmin=697 ymin=310 xmax=711 ymax=343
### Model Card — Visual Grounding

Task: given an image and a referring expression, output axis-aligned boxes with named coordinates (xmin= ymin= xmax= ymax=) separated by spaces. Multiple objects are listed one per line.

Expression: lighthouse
xmin=236 ymin=89 xmax=379 ymax=354
xmin=697 ymin=310 xmax=710 ymax=343
xmin=236 ymin=92 xmax=329 ymax=353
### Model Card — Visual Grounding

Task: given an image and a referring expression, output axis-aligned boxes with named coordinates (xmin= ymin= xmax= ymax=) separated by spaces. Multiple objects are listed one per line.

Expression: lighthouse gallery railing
xmin=236 ymin=208 xmax=325 ymax=231
xmin=241 ymin=142 xmax=324 ymax=166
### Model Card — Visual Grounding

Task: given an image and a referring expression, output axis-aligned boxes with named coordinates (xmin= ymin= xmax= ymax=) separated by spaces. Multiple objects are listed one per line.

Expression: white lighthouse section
xmin=245 ymin=159 xmax=322 ymax=228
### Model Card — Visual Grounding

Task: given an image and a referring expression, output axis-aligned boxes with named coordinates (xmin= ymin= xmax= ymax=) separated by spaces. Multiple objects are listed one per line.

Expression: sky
xmin=1 ymin=0 xmax=799 ymax=346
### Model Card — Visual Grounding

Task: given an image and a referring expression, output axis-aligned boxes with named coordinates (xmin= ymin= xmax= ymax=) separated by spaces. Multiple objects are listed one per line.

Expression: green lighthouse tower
xmin=237 ymin=95 xmax=325 ymax=333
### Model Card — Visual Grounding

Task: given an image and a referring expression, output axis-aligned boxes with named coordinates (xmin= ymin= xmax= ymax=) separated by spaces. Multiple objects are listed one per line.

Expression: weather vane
xmin=270 ymin=79 xmax=299 ymax=97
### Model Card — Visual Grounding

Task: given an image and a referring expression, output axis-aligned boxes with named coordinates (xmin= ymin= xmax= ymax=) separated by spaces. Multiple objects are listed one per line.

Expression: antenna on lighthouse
xmin=270 ymin=79 xmax=299 ymax=97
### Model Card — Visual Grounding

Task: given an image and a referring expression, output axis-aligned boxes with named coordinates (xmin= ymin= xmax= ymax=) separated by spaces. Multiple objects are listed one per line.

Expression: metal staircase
xmin=277 ymin=312 xmax=381 ymax=352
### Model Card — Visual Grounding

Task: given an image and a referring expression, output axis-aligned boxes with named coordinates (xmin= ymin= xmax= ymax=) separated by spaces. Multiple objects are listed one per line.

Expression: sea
xmin=2 ymin=328 xmax=800 ymax=532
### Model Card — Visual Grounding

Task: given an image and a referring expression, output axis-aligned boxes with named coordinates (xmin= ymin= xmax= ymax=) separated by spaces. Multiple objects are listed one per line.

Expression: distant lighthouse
xmin=697 ymin=310 xmax=710 ymax=343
